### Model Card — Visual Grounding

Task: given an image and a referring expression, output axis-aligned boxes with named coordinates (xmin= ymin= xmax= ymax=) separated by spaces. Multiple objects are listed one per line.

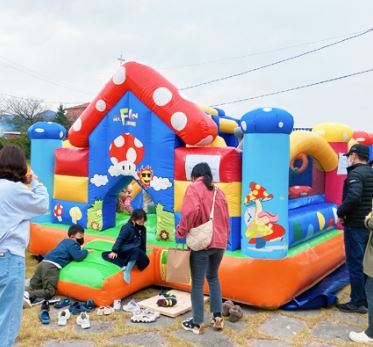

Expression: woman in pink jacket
xmin=176 ymin=163 xmax=230 ymax=334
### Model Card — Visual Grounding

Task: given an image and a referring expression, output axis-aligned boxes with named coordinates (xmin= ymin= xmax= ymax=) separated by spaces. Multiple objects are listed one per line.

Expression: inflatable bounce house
xmin=28 ymin=62 xmax=373 ymax=308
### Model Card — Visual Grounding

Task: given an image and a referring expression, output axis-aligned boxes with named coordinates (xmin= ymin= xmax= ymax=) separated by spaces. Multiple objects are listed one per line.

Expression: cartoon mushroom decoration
xmin=54 ymin=204 xmax=64 ymax=222
xmin=28 ymin=121 xmax=67 ymax=140
xmin=109 ymin=133 xmax=144 ymax=177
xmin=244 ymin=182 xmax=273 ymax=214
xmin=69 ymin=207 xmax=82 ymax=224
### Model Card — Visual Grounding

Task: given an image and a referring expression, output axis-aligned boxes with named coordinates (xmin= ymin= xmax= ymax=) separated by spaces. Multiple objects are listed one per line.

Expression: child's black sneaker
xmin=182 ymin=318 xmax=204 ymax=335
xmin=159 ymin=289 xmax=176 ymax=299
xmin=41 ymin=300 xmax=50 ymax=311
xmin=157 ymin=297 xmax=177 ymax=307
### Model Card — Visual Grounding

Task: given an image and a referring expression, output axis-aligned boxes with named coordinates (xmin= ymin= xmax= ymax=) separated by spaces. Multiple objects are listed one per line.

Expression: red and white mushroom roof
xmin=68 ymin=62 xmax=218 ymax=148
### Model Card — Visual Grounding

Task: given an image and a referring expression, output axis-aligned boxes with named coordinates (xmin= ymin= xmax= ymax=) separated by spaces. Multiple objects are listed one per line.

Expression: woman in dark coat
xmin=102 ymin=209 xmax=149 ymax=283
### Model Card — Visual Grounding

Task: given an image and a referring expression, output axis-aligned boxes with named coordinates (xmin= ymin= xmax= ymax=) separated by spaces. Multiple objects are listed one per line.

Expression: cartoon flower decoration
xmin=160 ymin=230 xmax=169 ymax=240
xmin=90 ymin=221 xmax=100 ymax=231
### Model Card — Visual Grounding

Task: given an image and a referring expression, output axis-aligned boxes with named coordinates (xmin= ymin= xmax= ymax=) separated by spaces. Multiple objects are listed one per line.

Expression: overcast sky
xmin=1 ymin=0 xmax=373 ymax=132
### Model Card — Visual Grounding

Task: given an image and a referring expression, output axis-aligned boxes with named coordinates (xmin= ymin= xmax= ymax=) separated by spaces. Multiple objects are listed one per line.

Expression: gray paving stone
xmin=174 ymin=329 xmax=237 ymax=347
xmin=74 ymin=320 xmax=113 ymax=333
xmin=111 ymin=332 xmax=167 ymax=346
xmin=41 ymin=340 xmax=94 ymax=347
xmin=333 ymin=311 xmax=368 ymax=325
xmin=312 ymin=321 xmax=352 ymax=342
xmin=259 ymin=314 xmax=306 ymax=339
xmin=305 ymin=343 xmax=339 ymax=347
xmin=223 ymin=318 xmax=246 ymax=331
xmin=248 ymin=339 xmax=291 ymax=347
xmin=281 ymin=309 xmax=322 ymax=317
xmin=126 ymin=314 xmax=174 ymax=328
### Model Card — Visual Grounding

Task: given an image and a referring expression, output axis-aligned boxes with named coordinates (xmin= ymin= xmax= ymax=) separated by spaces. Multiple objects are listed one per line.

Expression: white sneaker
xmin=23 ymin=291 xmax=32 ymax=308
xmin=113 ymin=299 xmax=122 ymax=310
xmin=349 ymin=331 xmax=373 ymax=343
xmin=122 ymin=299 xmax=140 ymax=313
xmin=57 ymin=309 xmax=71 ymax=326
xmin=76 ymin=312 xmax=90 ymax=329
xmin=97 ymin=306 xmax=114 ymax=316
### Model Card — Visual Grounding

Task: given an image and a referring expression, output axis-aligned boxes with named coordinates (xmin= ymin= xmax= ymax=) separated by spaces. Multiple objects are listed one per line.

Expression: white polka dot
xmin=110 ymin=157 xmax=118 ymax=164
xmin=195 ymin=135 xmax=214 ymax=146
xmin=109 ymin=144 xmax=112 ymax=151
xmin=72 ymin=118 xmax=82 ymax=132
xmin=357 ymin=137 xmax=366 ymax=142
xmin=114 ymin=135 xmax=125 ymax=147
xmin=134 ymin=138 xmax=143 ymax=148
xmin=263 ymin=107 xmax=272 ymax=112
xmin=171 ymin=112 xmax=187 ymax=131
xmin=59 ymin=131 xmax=64 ymax=138
xmin=241 ymin=121 xmax=247 ymax=131
xmin=112 ymin=66 xmax=126 ymax=85
xmin=96 ymin=99 xmax=106 ymax=112
xmin=153 ymin=87 xmax=172 ymax=106
xmin=126 ymin=147 xmax=137 ymax=162
xmin=278 ymin=121 xmax=284 ymax=128
xmin=35 ymin=128 xmax=45 ymax=133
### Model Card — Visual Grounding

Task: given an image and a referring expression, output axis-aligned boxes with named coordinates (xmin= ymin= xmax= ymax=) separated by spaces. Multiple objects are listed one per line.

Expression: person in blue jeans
xmin=176 ymin=163 xmax=230 ymax=335
xmin=0 ymin=145 xmax=49 ymax=347
xmin=336 ymin=144 xmax=373 ymax=314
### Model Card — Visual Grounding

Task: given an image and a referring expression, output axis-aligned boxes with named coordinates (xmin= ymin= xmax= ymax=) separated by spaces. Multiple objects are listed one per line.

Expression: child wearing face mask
xmin=24 ymin=224 xmax=92 ymax=306
xmin=102 ymin=209 xmax=149 ymax=284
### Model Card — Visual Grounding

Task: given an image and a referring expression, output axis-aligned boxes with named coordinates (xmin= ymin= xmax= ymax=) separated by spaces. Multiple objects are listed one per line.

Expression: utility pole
xmin=117 ymin=54 xmax=125 ymax=65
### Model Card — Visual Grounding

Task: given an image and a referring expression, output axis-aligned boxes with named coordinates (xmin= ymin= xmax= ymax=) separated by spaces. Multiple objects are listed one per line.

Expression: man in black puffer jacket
xmin=336 ymin=144 xmax=373 ymax=314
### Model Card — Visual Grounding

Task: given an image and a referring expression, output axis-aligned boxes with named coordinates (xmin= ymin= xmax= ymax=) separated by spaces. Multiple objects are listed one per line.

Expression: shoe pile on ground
xmin=122 ymin=299 xmax=160 ymax=323
xmin=222 ymin=300 xmax=243 ymax=322
xmin=157 ymin=289 xmax=177 ymax=307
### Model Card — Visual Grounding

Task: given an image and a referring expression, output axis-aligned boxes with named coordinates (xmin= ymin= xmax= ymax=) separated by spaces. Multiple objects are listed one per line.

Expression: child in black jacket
xmin=102 ymin=209 xmax=149 ymax=283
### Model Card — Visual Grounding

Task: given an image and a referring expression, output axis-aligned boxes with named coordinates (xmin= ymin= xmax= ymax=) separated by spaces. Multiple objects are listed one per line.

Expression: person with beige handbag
xmin=176 ymin=163 xmax=230 ymax=335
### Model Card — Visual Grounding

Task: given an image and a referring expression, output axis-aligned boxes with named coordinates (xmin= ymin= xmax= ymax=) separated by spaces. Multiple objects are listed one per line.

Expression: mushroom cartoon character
xmin=243 ymin=182 xmax=285 ymax=249
xmin=69 ymin=206 xmax=82 ymax=224
xmin=108 ymin=133 xmax=144 ymax=178
xmin=54 ymin=204 xmax=64 ymax=222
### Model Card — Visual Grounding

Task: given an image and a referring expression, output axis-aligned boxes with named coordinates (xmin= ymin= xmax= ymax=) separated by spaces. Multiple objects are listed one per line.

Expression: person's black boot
xmin=336 ymin=301 xmax=368 ymax=314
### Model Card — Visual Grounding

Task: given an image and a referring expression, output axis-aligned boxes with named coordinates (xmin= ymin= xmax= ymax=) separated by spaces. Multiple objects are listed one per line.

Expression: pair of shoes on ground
xmin=76 ymin=312 xmax=90 ymax=329
xmin=130 ymin=308 xmax=160 ymax=323
xmin=54 ymin=297 xmax=72 ymax=309
xmin=182 ymin=315 xmax=224 ymax=335
xmin=349 ymin=330 xmax=373 ymax=343
xmin=157 ymin=289 xmax=177 ymax=307
xmin=222 ymin=300 xmax=243 ymax=322
xmin=97 ymin=306 xmax=114 ymax=316
xmin=69 ymin=299 xmax=96 ymax=315
xmin=122 ymin=299 xmax=141 ymax=314
xmin=336 ymin=301 xmax=368 ymax=314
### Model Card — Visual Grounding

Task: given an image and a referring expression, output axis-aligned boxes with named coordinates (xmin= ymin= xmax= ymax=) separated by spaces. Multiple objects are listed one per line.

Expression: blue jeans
xmin=344 ymin=226 xmax=369 ymax=305
xmin=0 ymin=251 xmax=25 ymax=347
xmin=190 ymin=248 xmax=224 ymax=325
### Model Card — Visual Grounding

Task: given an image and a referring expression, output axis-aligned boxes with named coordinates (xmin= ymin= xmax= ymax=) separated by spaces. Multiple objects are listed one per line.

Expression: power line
xmin=0 ymin=91 xmax=87 ymax=106
xmin=162 ymin=29 xmax=365 ymax=70
xmin=211 ymin=67 xmax=373 ymax=106
xmin=0 ymin=55 xmax=93 ymax=96
xmin=180 ymin=27 xmax=373 ymax=90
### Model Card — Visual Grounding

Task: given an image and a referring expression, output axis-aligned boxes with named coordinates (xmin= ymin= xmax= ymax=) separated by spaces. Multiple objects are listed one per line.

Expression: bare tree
xmin=1 ymin=97 xmax=48 ymax=131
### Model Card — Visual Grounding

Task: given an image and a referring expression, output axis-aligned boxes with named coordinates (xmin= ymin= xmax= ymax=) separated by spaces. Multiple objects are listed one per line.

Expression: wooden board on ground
xmin=138 ymin=289 xmax=209 ymax=318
